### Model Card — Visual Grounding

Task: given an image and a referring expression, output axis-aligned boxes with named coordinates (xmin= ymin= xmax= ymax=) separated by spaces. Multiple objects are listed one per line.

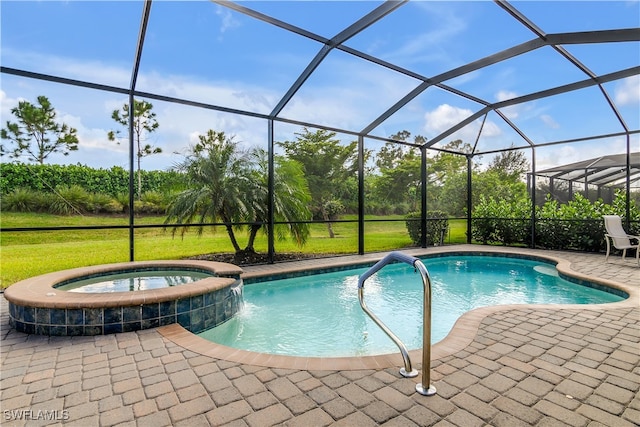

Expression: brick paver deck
xmin=1 ymin=245 xmax=638 ymax=426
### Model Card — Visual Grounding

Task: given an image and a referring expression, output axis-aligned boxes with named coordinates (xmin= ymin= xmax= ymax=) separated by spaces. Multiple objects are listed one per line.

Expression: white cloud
xmin=3 ymin=48 xmax=130 ymax=88
xmin=215 ymin=6 xmax=241 ymax=36
xmin=277 ymin=56 xmax=419 ymax=133
xmin=383 ymin=2 xmax=467 ymax=68
xmin=413 ymin=8 xmax=466 ymax=48
xmin=135 ymin=70 xmax=278 ymax=116
xmin=479 ymin=120 xmax=502 ymax=138
xmin=3 ymin=48 xmax=280 ymax=119
xmin=1 ymin=91 xmax=34 ymax=120
xmin=540 ymin=114 xmax=560 ymax=129
xmin=422 ymin=103 xmax=503 ymax=147
xmin=188 ymin=131 xmax=202 ymax=146
xmin=1 ymin=50 xmax=285 ymax=168
xmin=495 ymin=90 xmax=520 ymax=119
xmin=0 ymin=90 xmax=16 ymax=120
xmin=496 ymin=90 xmax=518 ymax=102
xmin=0 ymin=38 xmax=430 ymax=162
xmin=60 ymin=113 xmax=122 ymax=152
xmin=614 ymin=76 xmax=640 ymax=106
xmin=1 ymin=93 xmax=124 ymax=166
xmin=424 ymin=104 xmax=473 ymax=134
xmin=537 ymin=145 xmax=579 ymax=171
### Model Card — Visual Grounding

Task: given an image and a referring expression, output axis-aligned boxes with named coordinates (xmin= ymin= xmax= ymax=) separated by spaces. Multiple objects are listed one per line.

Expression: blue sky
xmin=1 ymin=0 xmax=639 ymax=172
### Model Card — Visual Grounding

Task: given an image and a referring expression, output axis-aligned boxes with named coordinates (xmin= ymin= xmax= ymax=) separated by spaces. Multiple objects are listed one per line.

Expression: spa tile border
xmin=4 ymin=260 xmax=245 ymax=336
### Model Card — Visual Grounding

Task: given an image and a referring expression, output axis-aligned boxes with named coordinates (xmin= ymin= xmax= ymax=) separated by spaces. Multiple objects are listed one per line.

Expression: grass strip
xmin=1 ymin=213 xmax=467 ymax=287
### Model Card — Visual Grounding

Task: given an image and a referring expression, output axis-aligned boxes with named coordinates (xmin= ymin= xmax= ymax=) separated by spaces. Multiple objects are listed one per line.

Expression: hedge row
xmin=472 ymin=192 xmax=640 ymax=252
xmin=1 ymin=186 xmax=172 ymax=215
xmin=0 ymin=163 xmax=186 ymax=196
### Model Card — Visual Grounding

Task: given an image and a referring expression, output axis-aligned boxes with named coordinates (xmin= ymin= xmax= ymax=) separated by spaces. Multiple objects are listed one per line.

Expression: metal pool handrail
xmin=358 ymin=251 xmax=437 ymax=396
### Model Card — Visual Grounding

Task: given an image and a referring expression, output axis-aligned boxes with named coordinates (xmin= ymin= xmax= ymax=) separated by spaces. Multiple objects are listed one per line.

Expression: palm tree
xmin=244 ymin=148 xmax=312 ymax=253
xmin=165 ymin=130 xmax=252 ymax=253
xmin=164 ymin=131 xmax=312 ymax=259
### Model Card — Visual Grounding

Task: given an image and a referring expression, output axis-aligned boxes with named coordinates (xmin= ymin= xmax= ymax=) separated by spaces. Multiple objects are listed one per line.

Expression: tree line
xmin=1 ymin=95 xmax=529 ymax=217
xmin=5 ymin=94 xmax=601 ymax=257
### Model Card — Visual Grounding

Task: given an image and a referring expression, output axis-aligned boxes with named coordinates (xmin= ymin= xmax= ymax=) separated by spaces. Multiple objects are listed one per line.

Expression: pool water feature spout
xmin=230 ymin=283 xmax=244 ymax=311
xmin=358 ymin=251 xmax=437 ymax=397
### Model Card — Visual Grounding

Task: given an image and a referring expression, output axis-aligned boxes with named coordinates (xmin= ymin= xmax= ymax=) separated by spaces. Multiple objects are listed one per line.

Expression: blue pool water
xmin=56 ymin=270 xmax=213 ymax=293
xmin=199 ymin=256 xmax=624 ymax=357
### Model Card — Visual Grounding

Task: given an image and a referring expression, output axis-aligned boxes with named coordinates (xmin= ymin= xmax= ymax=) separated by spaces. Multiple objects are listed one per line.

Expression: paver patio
xmin=1 ymin=245 xmax=638 ymax=426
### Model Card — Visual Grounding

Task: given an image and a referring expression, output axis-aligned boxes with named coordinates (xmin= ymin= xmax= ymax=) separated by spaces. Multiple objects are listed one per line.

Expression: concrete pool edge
xmin=158 ymin=246 xmax=639 ymax=371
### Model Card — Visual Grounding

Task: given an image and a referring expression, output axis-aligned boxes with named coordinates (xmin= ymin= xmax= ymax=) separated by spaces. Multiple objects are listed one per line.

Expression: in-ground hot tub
xmin=4 ymin=260 xmax=244 ymax=336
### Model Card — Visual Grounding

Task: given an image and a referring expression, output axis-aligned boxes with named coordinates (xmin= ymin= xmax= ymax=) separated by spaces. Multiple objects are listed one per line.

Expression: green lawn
xmin=0 ymin=213 xmax=467 ymax=287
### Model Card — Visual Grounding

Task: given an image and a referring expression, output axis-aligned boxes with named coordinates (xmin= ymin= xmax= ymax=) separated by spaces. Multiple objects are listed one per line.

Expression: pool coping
xmin=158 ymin=246 xmax=639 ymax=371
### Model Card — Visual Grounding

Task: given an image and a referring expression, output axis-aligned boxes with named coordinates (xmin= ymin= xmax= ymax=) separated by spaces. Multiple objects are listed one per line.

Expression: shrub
xmin=140 ymin=191 xmax=170 ymax=213
xmin=470 ymin=199 xmax=497 ymax=245
xmin=47 ymin=185 xmax=91 ymax=215
xmin=472 ymin=191 xmax=640 ymax=252
xmin=405 ymin=211 xmax=449 ymax=246
xmin=134 ymin=201 xmax=162 ymax=215
xmin=90 ymin=193 xmax=123 ymax=214
xmin=560 ymin=194 xmax=606 ymax=251
xmin=610 ymin=190 xmax=640 ymax=235
xmin=535 ymin=198 xmax=567 ymax=250
xmin=535 ymin=194 xmax=609 ymax=252
xmin=2 ymin=188 xmax=46 ymax=212
xmin=124 ymin=191 xmax=173 ymax=214
xmin=471 ymin=197 xmax=532 ymax=245
xmin=114 ymin=193 xmax=130 ymax=211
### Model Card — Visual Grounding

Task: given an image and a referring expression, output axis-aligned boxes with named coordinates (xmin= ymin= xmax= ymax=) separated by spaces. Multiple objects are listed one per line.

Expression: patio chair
xmin=603 ymin=215 xmax=640 ymax=265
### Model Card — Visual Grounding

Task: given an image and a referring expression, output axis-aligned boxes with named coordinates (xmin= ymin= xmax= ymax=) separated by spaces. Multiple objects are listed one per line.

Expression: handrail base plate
xmin=400 ymin=368 xmax=419 ymax=378
xmin=416 ymin=384 xmax=437 ymax=396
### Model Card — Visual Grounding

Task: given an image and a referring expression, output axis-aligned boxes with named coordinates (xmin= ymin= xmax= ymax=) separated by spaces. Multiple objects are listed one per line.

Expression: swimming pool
xmin=199 ymin=255 xmax=625 ymax=357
